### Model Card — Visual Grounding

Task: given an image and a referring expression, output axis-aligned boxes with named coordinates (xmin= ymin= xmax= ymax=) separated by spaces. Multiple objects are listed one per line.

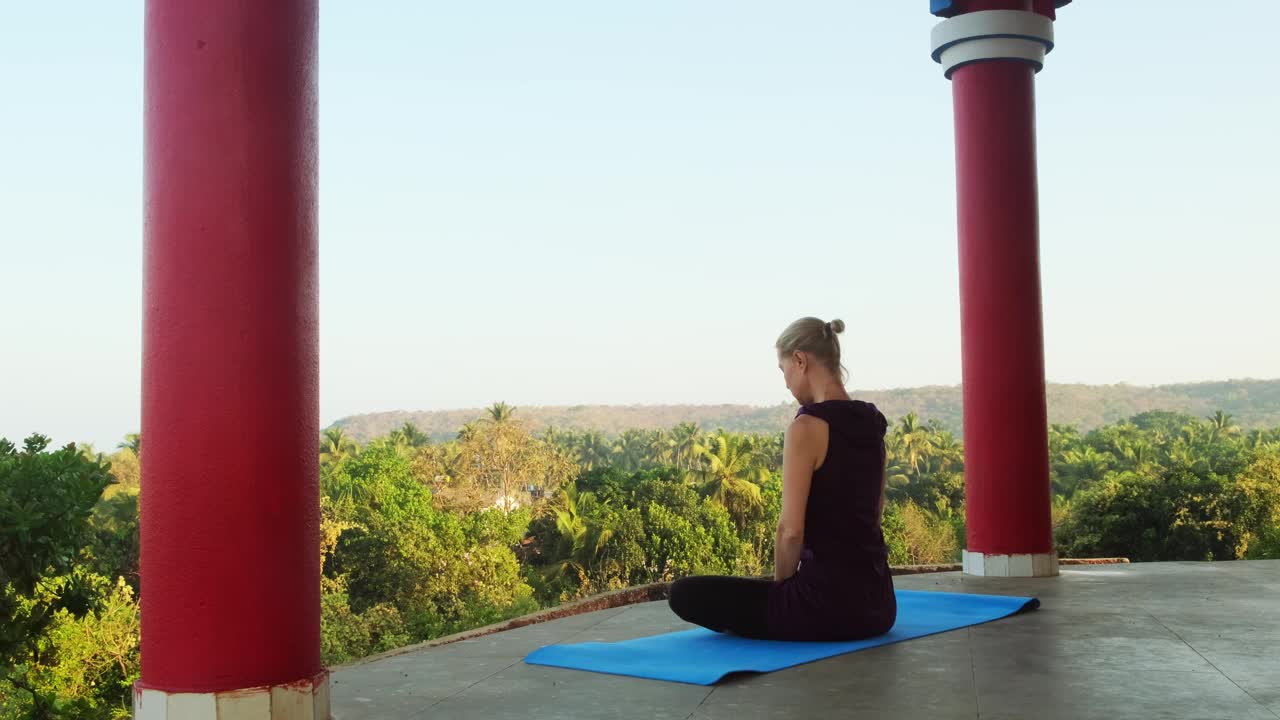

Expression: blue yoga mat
xmin=525 ymin=589 xmax=1039 ymax=685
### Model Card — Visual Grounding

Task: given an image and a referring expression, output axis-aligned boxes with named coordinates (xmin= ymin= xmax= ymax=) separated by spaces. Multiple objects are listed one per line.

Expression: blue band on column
xmin=932 ymin=0 xmax=1070 ymax=18
xmin=931 ymin=0 xmax=956 ymax=17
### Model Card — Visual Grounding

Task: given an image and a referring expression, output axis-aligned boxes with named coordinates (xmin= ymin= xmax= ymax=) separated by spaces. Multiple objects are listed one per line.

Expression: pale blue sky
xmin=2 ymin=2 xmax=1277 ymax=449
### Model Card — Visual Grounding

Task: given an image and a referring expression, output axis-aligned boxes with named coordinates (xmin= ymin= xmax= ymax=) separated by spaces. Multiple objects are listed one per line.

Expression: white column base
xmin=134 ymin=672 xmax=329 ymax=720
xmin=963 ymin=550 xmax=1059 ymax=577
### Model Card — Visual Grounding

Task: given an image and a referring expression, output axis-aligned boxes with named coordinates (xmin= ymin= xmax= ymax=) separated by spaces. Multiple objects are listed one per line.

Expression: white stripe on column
xmin=133 ymin=674 xmax=329 ymax=720
xmin=962 ymin=550 xmax=1059 ymax=577
xmin=930 ymin=9 xmax=1056 ymax=78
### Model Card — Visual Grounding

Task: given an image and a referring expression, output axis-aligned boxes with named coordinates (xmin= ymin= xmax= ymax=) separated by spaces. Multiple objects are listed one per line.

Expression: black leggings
xmin=668 ymin=575 xmax=773 ymax=639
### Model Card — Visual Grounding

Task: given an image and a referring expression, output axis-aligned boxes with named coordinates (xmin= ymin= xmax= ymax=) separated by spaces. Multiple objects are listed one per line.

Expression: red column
xmin=940 ymin=0 xmax=1058 ymax=572
xmin=141 ymin=0 xmax=321 ymax=697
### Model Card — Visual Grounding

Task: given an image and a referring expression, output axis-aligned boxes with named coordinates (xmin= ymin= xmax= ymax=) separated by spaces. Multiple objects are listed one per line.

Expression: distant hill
xmin=329 ymin=379 xmax=1280 ymax=442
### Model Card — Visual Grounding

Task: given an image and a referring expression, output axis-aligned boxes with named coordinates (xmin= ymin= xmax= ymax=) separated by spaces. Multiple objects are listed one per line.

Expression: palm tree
xmin=77 ymin=442 xmax=105 ymax=463
xmin=574 ymin=431 xmax=614 ymax=471
xmin=541 ymin=426 xmax=570 ymax=449
xmin=1117 ymin=438 xmax=1157 ymax=473
xmin=1048 ymin=424 xmax=1080 ymax=457
xmin=648 ymin=429 xmax=674 ymax=467
xmin=548 ymin=484 xmax=615 ymax=589
xmin=1245 ymin=428 xmax=1280 ymax=451
xmin=117 ymin=433 xmax=142 ymax=455
xmin=319 ymin=427 xmax=359 ymax=465
xmin=1062 ymin=446 xmax=1113 ymax=477
xmin=690 ymin=433 xmax=768 ymax=521
xmin=1181 ymin=422 xmax=1201 ymax=441
xmin=613 ymin=430 xmax=654 ymax=472
xmin=1061 ymin=446 xmax=1115 ymax=493
xmin=882 ymin=432 xmax=913 ymax=502
xmin=1170 ymin=422 xmax=1221 ymax=471
xmin=1094 ymin=422 xmax=1141 ymax=461
xmin=759 ymin=432 xmax=785 ymax=473
xmin=430 ymin=443 xmax=465 ymax=486
xmin=389 ymin=421 xmax=431 ymax=449
xmin=896 ymin=413 xmax=935 ymax=476
xmin=667 ymin=422 xmax=704 ymax=471
xmin=1207 ymin=411 xmax=1240 ymax=442
xmin=457 ymin=422 xmax=481 ymax=442
xmin=929 ymin=431 xmax=964 ymax=470
xmin=1168 ymin=434 xmax=1198 ymax=468
xmin=487 ymin=402 xmax=516 ymax=424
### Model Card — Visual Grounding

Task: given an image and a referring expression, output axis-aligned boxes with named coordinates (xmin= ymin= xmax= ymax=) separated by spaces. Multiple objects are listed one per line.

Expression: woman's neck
xmin=810 ymin=381 xmax=851 ymax=404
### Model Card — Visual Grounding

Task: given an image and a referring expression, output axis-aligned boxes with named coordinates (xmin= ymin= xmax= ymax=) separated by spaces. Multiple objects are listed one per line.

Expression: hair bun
xmin=826 ymin=319 xmax=846 ymax=335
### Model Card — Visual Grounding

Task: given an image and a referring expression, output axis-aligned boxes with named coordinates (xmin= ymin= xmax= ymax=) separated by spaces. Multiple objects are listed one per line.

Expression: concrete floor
xmin=330 ymin=561 xmax=1280 ymax=720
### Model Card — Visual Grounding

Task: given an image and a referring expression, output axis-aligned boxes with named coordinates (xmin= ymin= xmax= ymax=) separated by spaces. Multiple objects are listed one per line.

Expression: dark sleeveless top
xmin=766 ymin=400 xmax=897 ymax=641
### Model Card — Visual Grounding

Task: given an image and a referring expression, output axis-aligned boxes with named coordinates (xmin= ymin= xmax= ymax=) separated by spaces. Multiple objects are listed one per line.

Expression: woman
xmin=668 ymin=317 xmax=896 ymax=641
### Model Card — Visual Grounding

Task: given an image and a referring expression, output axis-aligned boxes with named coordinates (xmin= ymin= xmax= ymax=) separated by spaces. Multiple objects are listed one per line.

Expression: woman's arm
xmin=774 ymin=416 xmax=821 ymax=582
xmin=877 ymin=439 xmax=888 ymax=523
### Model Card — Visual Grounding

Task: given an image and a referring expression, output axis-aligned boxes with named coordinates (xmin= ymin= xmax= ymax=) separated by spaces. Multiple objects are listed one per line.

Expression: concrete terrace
xmin=330 ymin=561 xmax=1280 ymax=720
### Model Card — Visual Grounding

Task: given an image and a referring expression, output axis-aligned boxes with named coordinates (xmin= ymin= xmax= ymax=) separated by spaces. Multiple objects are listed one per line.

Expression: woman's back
xmin=766 ymin=399 xmax=895 ymax=640
xmin=796 ymin=400 xmax=889 ymax=565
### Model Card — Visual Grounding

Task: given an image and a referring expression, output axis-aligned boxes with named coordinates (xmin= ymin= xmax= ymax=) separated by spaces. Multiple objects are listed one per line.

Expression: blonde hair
xmin=776 ymin=317 xmax=847 ymax=379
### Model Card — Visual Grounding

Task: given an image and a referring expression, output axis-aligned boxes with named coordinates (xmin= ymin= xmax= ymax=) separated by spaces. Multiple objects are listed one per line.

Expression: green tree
xmin=883 ymin=419 xmax=963 ymax=512
xmin=690 ymin=433 xmax=768 ymax=528
xmin=388 ymin=422 xmax=431 ymax=450
xmin=526 ymin=467 xmax=759 ymax=600
xmin=612 ymin=430 xmax=656 ymax=472
xmin=1055 ymin=464 xmax=1269 ymax=562
xmin=1129 ymin=410 xmax=1198 ymax=436
xmin=486 ymin=402 xmax=516 ymax=425
xmin=895 ymin=413 xmax=934 ymax=476
xmin=647 ymin=429 xmax=674 ymax=467
xmin=114 ymin=435 xmax=140 ymax=456
xmin=413 ymin=442 xmax=464 ymax=488
xmin=1245 ymin=428 xmax=1280 ymax=451
xmin=87 ymin=494 xmax=140 ymax=594
xmin=319 ymin=427 xmax=359 ymax=466
xmin=883 ymin=432 xmax=913 ymax=503
xmin=456 ymin=415 xmax=577 ymax=513
xmin=544 ymin=484 xmax=616 ymax=594
xmin=572 ymin=431 xmax=614 ymax=472
xmin=758 ymin=432 xmax=785 ymax=473
xmin=1208 ymin=411 xmax=1240 ymax=442
xmin=457 ymin=422 xmax=481 ymax=442
xmin=666 ymin=423 xmax=704 ymax=471
xmin=321 ymin=446 xmax=537 ymax=661
xmin=102 ymin=449 xmax=139 ymax=499
xmin=1235 ymin=447 xmax=1280 ymax=559
xmin=609 ymin=469 xmax=749 ymax=581
xmin=0 ymin=435 xmax=118 ymax=719
xmin=881 ymin=501 xmax=960 ymax=565
xmin=1057 ymin=446 xmax=1115 ymax=496
xmin=23 ymin=577 xmax=139 ymax=719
